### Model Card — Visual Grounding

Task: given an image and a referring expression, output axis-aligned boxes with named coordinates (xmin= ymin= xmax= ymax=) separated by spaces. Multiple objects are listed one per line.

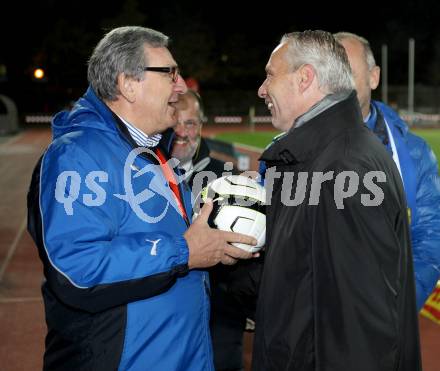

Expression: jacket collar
xmin=189 ymin=138 xmax=212 ymax=177
xmin=192 ymin=137 xmax=210 ymax=164
xmin=294 ymin=90 xmax=352 ymax=129
xmin=372 ymin=100 xmax=409 ymax=137
xmin=177 ymin=138 xmax=212 ymax=182
xmin=260 ymin=90 xmax=362 ymax=165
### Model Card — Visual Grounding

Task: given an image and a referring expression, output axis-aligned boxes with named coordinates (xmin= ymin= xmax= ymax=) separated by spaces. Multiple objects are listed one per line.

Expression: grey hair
xmin=87 ymin=26 xmax=169 ymax=101
xmin=280 ymin=30 xmax=354 ymax=94
xmin=334 ymin=32 xmax=377 ymax=71
xmin=185 ymin=89 xmax=206 ymax=123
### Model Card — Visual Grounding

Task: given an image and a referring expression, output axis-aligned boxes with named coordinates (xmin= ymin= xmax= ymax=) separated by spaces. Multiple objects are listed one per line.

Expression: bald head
xmin=334 ymin=32 xmax=381 ymax=119
xmin=175 ymin=90 xmax=204 ymax=122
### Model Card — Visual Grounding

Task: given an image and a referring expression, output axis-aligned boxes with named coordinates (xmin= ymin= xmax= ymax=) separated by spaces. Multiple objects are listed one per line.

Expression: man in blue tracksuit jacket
xmin=370 ymin=100 xmax=440 ymax=310
xmin=27 ymin=26 xmax=255 ymax=371
xmin=335 ymin=32 xmax=440 ymax=310
xmin=336 ymin=33 xmax=440 ymax=310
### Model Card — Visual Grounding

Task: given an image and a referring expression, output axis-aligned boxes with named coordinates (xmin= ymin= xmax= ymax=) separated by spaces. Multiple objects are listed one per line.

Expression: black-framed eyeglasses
xmin=142 ymin=66 xmax=179 ymax=83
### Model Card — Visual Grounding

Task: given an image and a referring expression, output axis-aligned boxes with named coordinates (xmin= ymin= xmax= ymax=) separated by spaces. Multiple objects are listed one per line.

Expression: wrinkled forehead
xmin=144 ymin=45 xmax=177 ymax=66
xmin=176 ymin=93 xmax=197 ymax=109
xmin=266 ymin=43 xmax=289 ymax=73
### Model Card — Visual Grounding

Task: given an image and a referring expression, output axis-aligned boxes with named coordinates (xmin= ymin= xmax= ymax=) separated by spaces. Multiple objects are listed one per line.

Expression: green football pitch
xmin=215 ymin=129 xmax=440 ymax=163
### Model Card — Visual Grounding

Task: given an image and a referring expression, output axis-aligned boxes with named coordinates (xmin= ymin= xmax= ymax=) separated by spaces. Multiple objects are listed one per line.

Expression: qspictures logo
xmin=54 ymin=148 xmax=387 ymax=223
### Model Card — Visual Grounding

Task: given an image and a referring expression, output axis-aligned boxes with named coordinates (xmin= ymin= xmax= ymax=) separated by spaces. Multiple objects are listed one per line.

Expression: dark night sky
xmin=1 ymin=0 xmax=440 ymax=112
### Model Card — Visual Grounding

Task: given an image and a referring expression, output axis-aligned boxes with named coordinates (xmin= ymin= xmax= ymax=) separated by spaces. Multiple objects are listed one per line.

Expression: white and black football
xmin=194 ymin=175 xmax=266 ymax=252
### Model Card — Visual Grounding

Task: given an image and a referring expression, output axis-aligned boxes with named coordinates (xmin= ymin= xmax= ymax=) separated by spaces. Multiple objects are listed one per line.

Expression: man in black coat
xmin=171 ymin=90 xmax=253 ymax=371
xmin=254 ymin=30 xmax=421 ymax=371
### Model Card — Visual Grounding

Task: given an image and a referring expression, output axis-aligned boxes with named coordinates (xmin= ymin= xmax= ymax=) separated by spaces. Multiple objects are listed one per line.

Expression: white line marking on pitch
xmin=0 ymin=297 xmax=42 ymax=303
xmin=234 ymin=143 xmax=264 ymax=153
xmin=0 ymin=217 xmax=27 ymax=282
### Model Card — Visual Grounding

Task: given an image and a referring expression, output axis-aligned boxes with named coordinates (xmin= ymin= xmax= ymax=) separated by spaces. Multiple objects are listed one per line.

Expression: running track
xmin=0 ymin=127 xmax=438 ymax=370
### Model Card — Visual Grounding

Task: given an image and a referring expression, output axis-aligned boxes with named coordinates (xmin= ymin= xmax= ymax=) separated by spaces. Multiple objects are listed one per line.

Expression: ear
xmin=297 ymin=64 xmax=315 ymax=94
xmin=369 ymin=66 xmax=380 ymax=91
xmin=117 ymin=73 xmax=136 ymax=103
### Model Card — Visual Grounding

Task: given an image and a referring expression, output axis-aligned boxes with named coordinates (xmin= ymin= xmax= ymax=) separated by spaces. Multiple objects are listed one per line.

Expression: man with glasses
xmin=143 ymin=65 xmax=180 ymax=82
xmin=27 ymin=26 xmax=257 ymax=371
xmin=171 ymin=90 xmax=226 ymax=189
xmin=172 ymin=90 xmax=258 ymax=371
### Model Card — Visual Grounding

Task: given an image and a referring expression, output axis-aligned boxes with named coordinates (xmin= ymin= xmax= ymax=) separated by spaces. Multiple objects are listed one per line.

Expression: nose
xmin=174 ymin=74 xmax=188 ymax=94
xmin=258 ymin=80 xmax=267 ymax=99
xmin=174 ymin=121 xmax=187 ymax=137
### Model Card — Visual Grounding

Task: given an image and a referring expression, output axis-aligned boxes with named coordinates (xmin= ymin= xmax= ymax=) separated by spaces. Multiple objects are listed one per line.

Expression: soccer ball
xmin=194 ymin=175 xmax=266 ymax=253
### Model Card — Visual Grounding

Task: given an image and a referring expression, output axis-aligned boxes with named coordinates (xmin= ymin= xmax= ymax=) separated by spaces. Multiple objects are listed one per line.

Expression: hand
xmin=184 ymin=199 xmax=258 ymax=269
xmin=221 ymin=243 xmax=260 ymax=266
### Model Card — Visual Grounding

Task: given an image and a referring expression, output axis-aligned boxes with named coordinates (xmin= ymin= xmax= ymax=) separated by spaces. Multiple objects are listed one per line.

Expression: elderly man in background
xmin=335 ymin=31 xmax=440 ymax=311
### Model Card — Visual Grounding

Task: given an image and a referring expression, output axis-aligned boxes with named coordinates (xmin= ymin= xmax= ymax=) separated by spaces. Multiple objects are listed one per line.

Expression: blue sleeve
xmin=258 ymin=160 xmax=267 ymax=185
xmin=410 ymin=139 xmax=440 ymax=310
xmin=32 ymin=143 xmax=189 ymax=313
